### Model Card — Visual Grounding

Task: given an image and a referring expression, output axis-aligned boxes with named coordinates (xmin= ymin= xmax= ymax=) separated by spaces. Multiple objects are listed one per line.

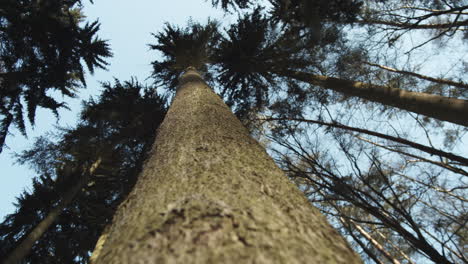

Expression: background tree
xmin=264 ymin=120 xmax=466 ymax=264
xmin=1 ymin=0 xmax=466 ymax=263
xmin=0 ymin=80 xmax=166 ymax=263
xmin=357 ymin=0 xmax=468 ymax=51
xmin=207 ymin=1 xmax=467 ymax=263
xmin=0 ymin=0 xmax=111 ymax=152
xmin=207 ymin=7 xmax=468 ymax=126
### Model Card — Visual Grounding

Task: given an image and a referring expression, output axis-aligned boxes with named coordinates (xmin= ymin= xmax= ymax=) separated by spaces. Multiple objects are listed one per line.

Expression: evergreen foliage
xmin=150 ymin=20 xmax=220 ymax=90
xmin=0 ymin=80 xmax=166 ymax=263
xmin=0 ymin=0 xmax=111 ymax=152
xmin=149 ymin=7 xmax=348 ymax=117
xmin=1 ymin=0 xmax=467 ymax=263
xmin=268 ymin=0 xmax=362 ymax=27
xmin=210 ymin=0 xmax=251 ymax=10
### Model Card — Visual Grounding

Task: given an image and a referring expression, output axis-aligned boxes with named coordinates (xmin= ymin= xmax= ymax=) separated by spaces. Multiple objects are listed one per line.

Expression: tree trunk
xmin=91 ymin=68 xmax=361 ymax=263
xmin=356 ymin=19 xmax=468 ymax=29
xmin=348 ymin=220 xmax=401 ymax=264
xmin=364 ymin=62 xmax=468 ymax=90
xmin=3 ymin=189 xmax=82 ymax=264
xmin=276 ymin=70 xmax=468 ymax=127
xmin=4 ymin=158 xmax=101 ymax=264
xmin=260 ymin=117 xmax=468 ymax=166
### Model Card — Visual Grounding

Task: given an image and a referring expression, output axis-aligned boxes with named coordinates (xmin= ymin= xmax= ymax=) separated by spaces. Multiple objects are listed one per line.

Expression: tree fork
xmin=91 ymin=68 xmax=361 ymax=263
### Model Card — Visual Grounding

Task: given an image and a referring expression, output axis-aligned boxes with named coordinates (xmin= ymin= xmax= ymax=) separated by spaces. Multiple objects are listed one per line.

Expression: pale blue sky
xmin=1 ymin=3 xmax=466 ymax=263
xmin=0 ymin=0 xmax=229 ymax=220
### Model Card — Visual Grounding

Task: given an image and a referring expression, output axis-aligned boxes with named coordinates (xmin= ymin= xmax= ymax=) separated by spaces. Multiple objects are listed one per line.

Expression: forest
xmin=0 ymin=0 xmax=467 ymax=263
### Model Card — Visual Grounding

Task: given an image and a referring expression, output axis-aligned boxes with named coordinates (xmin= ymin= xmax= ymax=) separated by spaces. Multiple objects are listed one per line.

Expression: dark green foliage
xmin=150 ymin=21 xmax=220 ymax=91
xmin=150 ymin=3 xmax=359 ymax=117
xmin=210 ymin=0 xmax=251 ymax=10
xmin=149 ymin=9 xmax=319 ymax=118
xmin=0 ymin=0 xmax=111 ymax=153
xmin=214 ymin=8 xmax=277 ymax=111
xmin=213 ymin=8 xmax=311 ymax=114
xmin=268 ymin=0 xmax=362 ymax=28
xmin=209 ymin=0 xmax=362 ymax=31
xmin=0 ymin=80 xmax=166 ymax=263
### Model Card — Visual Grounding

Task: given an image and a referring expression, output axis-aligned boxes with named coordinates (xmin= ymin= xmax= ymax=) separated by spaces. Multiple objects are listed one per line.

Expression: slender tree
xmin=270 ymin=119 xmax=466 ymax=264
xmin=0 ymin=80 xmax=166 ymax=263
xmin=259 ymin=117 xmax=468 ymax=166
xmin=363 ymin=62 xmax=468 ymax=91
xmin=273 ymin=69 xmax=468 ymax=126
xmin=3 ymin=158 xmax=102 ymax=264
xmin=91 ymin=68 xmax=362 ymax=263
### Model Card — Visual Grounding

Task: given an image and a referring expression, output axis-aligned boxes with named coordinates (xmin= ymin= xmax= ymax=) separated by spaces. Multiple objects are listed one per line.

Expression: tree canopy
xmin=0 ymin=0 xmax=111 ymax=152
xmin=0 ymin=80 xmax=166 ymax=263
xmin=1 ymin=0 xmax=467 ymax=263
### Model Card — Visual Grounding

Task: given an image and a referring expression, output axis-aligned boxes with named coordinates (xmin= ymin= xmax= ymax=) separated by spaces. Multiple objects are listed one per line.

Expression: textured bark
xmin=277 ymin=70 xmax=468 ymax=127
xmin=91 ymin=69 xmax=361 ymax=263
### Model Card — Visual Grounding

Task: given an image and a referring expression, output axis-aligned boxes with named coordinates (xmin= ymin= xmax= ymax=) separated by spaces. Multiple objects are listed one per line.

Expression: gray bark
xmin=91 ymin=69 xmax=361 ymax=263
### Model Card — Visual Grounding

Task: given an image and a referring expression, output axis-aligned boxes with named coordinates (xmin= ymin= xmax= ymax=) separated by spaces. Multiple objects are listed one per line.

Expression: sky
xmin=1 ymin=3 xmax=467 ymax=263
xmin=2 ymin=1 xmax=465 ymax=222
xmin=0 ymin=0 xmax=228 ymax=221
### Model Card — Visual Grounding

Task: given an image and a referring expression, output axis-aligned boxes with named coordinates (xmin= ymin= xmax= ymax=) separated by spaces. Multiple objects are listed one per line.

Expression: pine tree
xmin=91 ymin=68 xmax=362 ymax=263
xmin=0 ymin=80 xmax=166 ymax=263
xmin=0 ymin=0 xmax=111 ymax=152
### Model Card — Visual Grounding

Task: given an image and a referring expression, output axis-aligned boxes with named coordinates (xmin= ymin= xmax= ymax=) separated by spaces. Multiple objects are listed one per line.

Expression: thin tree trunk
xmin=355 ymin=136 xmax=468 ymax=176
xmin=364 ymin=62 xmax=468 ymax=90
xmin=346 ymin=229 xmax=385 ymax=264
xmin=91 ymin=68 xmax=362 ymax=263
xmin=3 ymin=158 xmax=102 ymax=264
xmin=276 ymin=70 xmax=468 ymax=126
xmin=356 ymin=19 xmax=468 ymax=29
xmin=348 ymin=220 xmax=401 ymax=264
xmin=260 ymin=117 xmax=468 ymax=166
xmin=419 ymin=226 xmax=466 ymax=262
xmin=399 ymin=5 xmax=468 ymax=16
xmin=374 ymin=230 xmax=416 ymax=264
xmin=395 ymin=172 xmax=468 ymax=202
xmin=397 ymin=6 xmax=468 ymax=15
